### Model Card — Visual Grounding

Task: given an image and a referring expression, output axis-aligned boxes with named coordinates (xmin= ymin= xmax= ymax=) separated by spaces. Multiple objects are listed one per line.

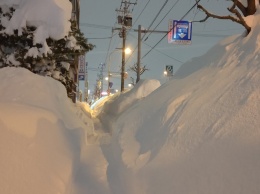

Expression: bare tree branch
xmin=130 ymin=63 xmax=149 ymax=83
xmin=227 ymin=1 xmax=251 ymax=33
xmin=198 ymin=4 xmax=240 ymax=22
xmin=197 ymin=3 xmax=251 ymax=34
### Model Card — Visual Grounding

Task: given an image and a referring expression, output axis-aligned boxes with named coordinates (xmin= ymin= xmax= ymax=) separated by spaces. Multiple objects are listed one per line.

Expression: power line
xmin=87 ymin=37 xmax=113 ymax=39
xmin=80 ymin=22 xmax=242 ymax=33
xmin=144 ymin=0 xmax=180 ymax=41
xmin=131 ymin=0 xmax=139 ymax=13
xmin=141 ymin=0 xmax=201 ymax=60
xmin=142 ymin=0 xmax=170 ymax=41
xmin=132 ymin=0 xmax=152 ymax=26
xmin=80 ymin=21 xmax=243 ymax=33
xmin=125 ymin=0 xmax=171 ymax=65
xmin=80 ymin=23 xmax=112 ymax=29
xmin=105 ymin=29 xmax=118 ymax=67
xmin=127 ymin=33 xmax=184 ymax=63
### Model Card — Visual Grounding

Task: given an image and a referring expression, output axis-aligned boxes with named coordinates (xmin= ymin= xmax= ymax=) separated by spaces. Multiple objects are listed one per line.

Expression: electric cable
xmin=87 ymin=37 xmax=113 ymax=39
xmin=142 ymin=0 xmax=169 ymax=41
xmin=141 ymin=0 xmax=201 ymax=60
xmin=125 ymin=0 xmax=174 ymax=66
xmin=127 ymin=33 xmax=184 ymax=63
xmin=144 ymin=0 xmax=180 ymax=41
xmin=80 ymin=23 xmax=112 ymax=29
xmin=125 ymin=3 xmax=237 ymax=67
xmin=131 ymin=0 xmax=139 ymax=12
xmin=132 ymin=0 xmax=152 ymax=26
xmin=104 ymin=28 xmax=118 ymax=67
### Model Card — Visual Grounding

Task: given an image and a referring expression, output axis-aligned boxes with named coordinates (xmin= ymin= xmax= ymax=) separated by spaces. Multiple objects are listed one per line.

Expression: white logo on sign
xmin=178 ymin=33 xmax=186 ymax=39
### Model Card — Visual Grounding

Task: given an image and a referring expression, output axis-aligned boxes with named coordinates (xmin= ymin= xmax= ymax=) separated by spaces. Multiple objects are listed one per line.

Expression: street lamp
xmin=107 ymin=47 xmax=132 ymax=95
xmin=125 ymin=47 xmax=132 ymax=55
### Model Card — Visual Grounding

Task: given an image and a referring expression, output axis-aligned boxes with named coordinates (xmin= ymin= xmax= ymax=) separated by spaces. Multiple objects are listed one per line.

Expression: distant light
xmin=101 ymin=91 xmax=108 ymax=96
xmin=164 ymin=71 xmax=167 ymax=75
xmin=115 ymin=89 xmax=119 ymax=92
xmin=105 ymin=77 xmax=108 ymax=81
xmin=128 ymin=84 xmax=132 ymax=87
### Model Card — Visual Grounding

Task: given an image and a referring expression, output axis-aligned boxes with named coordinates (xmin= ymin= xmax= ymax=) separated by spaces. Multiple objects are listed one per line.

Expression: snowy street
xmin=0 ymin=0 xmax=260 ymax=194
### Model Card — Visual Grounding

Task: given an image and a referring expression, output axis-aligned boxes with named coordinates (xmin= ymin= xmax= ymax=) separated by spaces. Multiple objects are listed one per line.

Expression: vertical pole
xmin=137 ymin=24 xmax=141 ymax=83
xmin=99 ymin=63 xmax=104 ymax=98
xmin=107 ymin=59 xmax=111 ymax=95
xmin=74 ymin=55 xmax=79 ymax=103
xmin=121 ymin=27 xmax=126 ymax=92
xmin=84 ymin=62 xmax=88 ymax=102
xmin=107 ymin=71 xmax=110 ymax=95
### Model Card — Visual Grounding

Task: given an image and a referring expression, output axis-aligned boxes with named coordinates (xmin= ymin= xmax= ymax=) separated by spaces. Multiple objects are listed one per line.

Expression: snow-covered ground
xmin=1 ymin=22 xmax=259 ymax=194
xmin=0 ymin=0 xmax=260 ymax=194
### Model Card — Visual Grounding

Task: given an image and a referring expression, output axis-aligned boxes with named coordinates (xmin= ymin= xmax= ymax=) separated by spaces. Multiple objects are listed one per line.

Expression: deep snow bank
xmin=100 ymin=14 xmax=260 ymax=194
xmin=96 ymin=79 xmax=160 ymax=133
xmin=0 ymin=67 xmax=86 ymax=194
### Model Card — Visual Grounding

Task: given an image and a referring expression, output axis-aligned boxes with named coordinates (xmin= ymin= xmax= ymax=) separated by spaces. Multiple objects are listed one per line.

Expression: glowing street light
xmin=124 ymin=47 xmax=132 ymax=54
xmin=107 ymin=47 xmax=132 ymax=95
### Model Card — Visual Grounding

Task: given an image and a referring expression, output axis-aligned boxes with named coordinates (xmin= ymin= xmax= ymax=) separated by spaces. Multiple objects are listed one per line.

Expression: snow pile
xmin=98 ymin=14 xmax=260 ymax=194
xmin=104 ymin=79 xmax=160 ymax=115
xmin=0 ymin=4 xmax=260 ymax=194
xmin=0 ymin=67 xmax=87 ymax=194
xmin=1 ymin=0 xmax=71 ymax=42
xmin=96 ymin=79 xmax=160 ymax=132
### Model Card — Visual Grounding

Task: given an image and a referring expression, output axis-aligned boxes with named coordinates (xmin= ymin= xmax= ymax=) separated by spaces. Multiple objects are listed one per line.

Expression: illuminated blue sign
xmin=168 ymin=20 xmax=192 ymax=44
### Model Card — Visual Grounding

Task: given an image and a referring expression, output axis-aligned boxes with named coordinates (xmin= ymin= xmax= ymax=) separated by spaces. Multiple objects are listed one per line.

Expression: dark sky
xmin=80 ymin=0 xmax=243 ymax=94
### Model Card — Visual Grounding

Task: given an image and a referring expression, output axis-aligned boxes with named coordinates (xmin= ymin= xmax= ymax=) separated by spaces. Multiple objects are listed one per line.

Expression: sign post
xmin=77 ymin=55 xmax=85 ymax=102
xmin=78 ymin=55 xmax=85 ymax=81
xmin=84 ymin=62 xmax=88 ymax=102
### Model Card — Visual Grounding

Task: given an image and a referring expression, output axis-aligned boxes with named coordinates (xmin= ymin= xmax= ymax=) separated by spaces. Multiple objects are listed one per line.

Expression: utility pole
xmin=100 ymin=63 xmax=105 ymax=97
xmin=84 ymin=62 xmax=88 ymax=102
xmin=94 ymin=63 xmax=105 ymax=99
xmin=115 ymin=0 xmax=136 ymax=92
xmin=135 ymin=27 xmax=169 ymax=83
xmin=136 ymin=25 xmax=141 ymax=83
xmin=121 ymin=27 xmax=126 ymax=92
